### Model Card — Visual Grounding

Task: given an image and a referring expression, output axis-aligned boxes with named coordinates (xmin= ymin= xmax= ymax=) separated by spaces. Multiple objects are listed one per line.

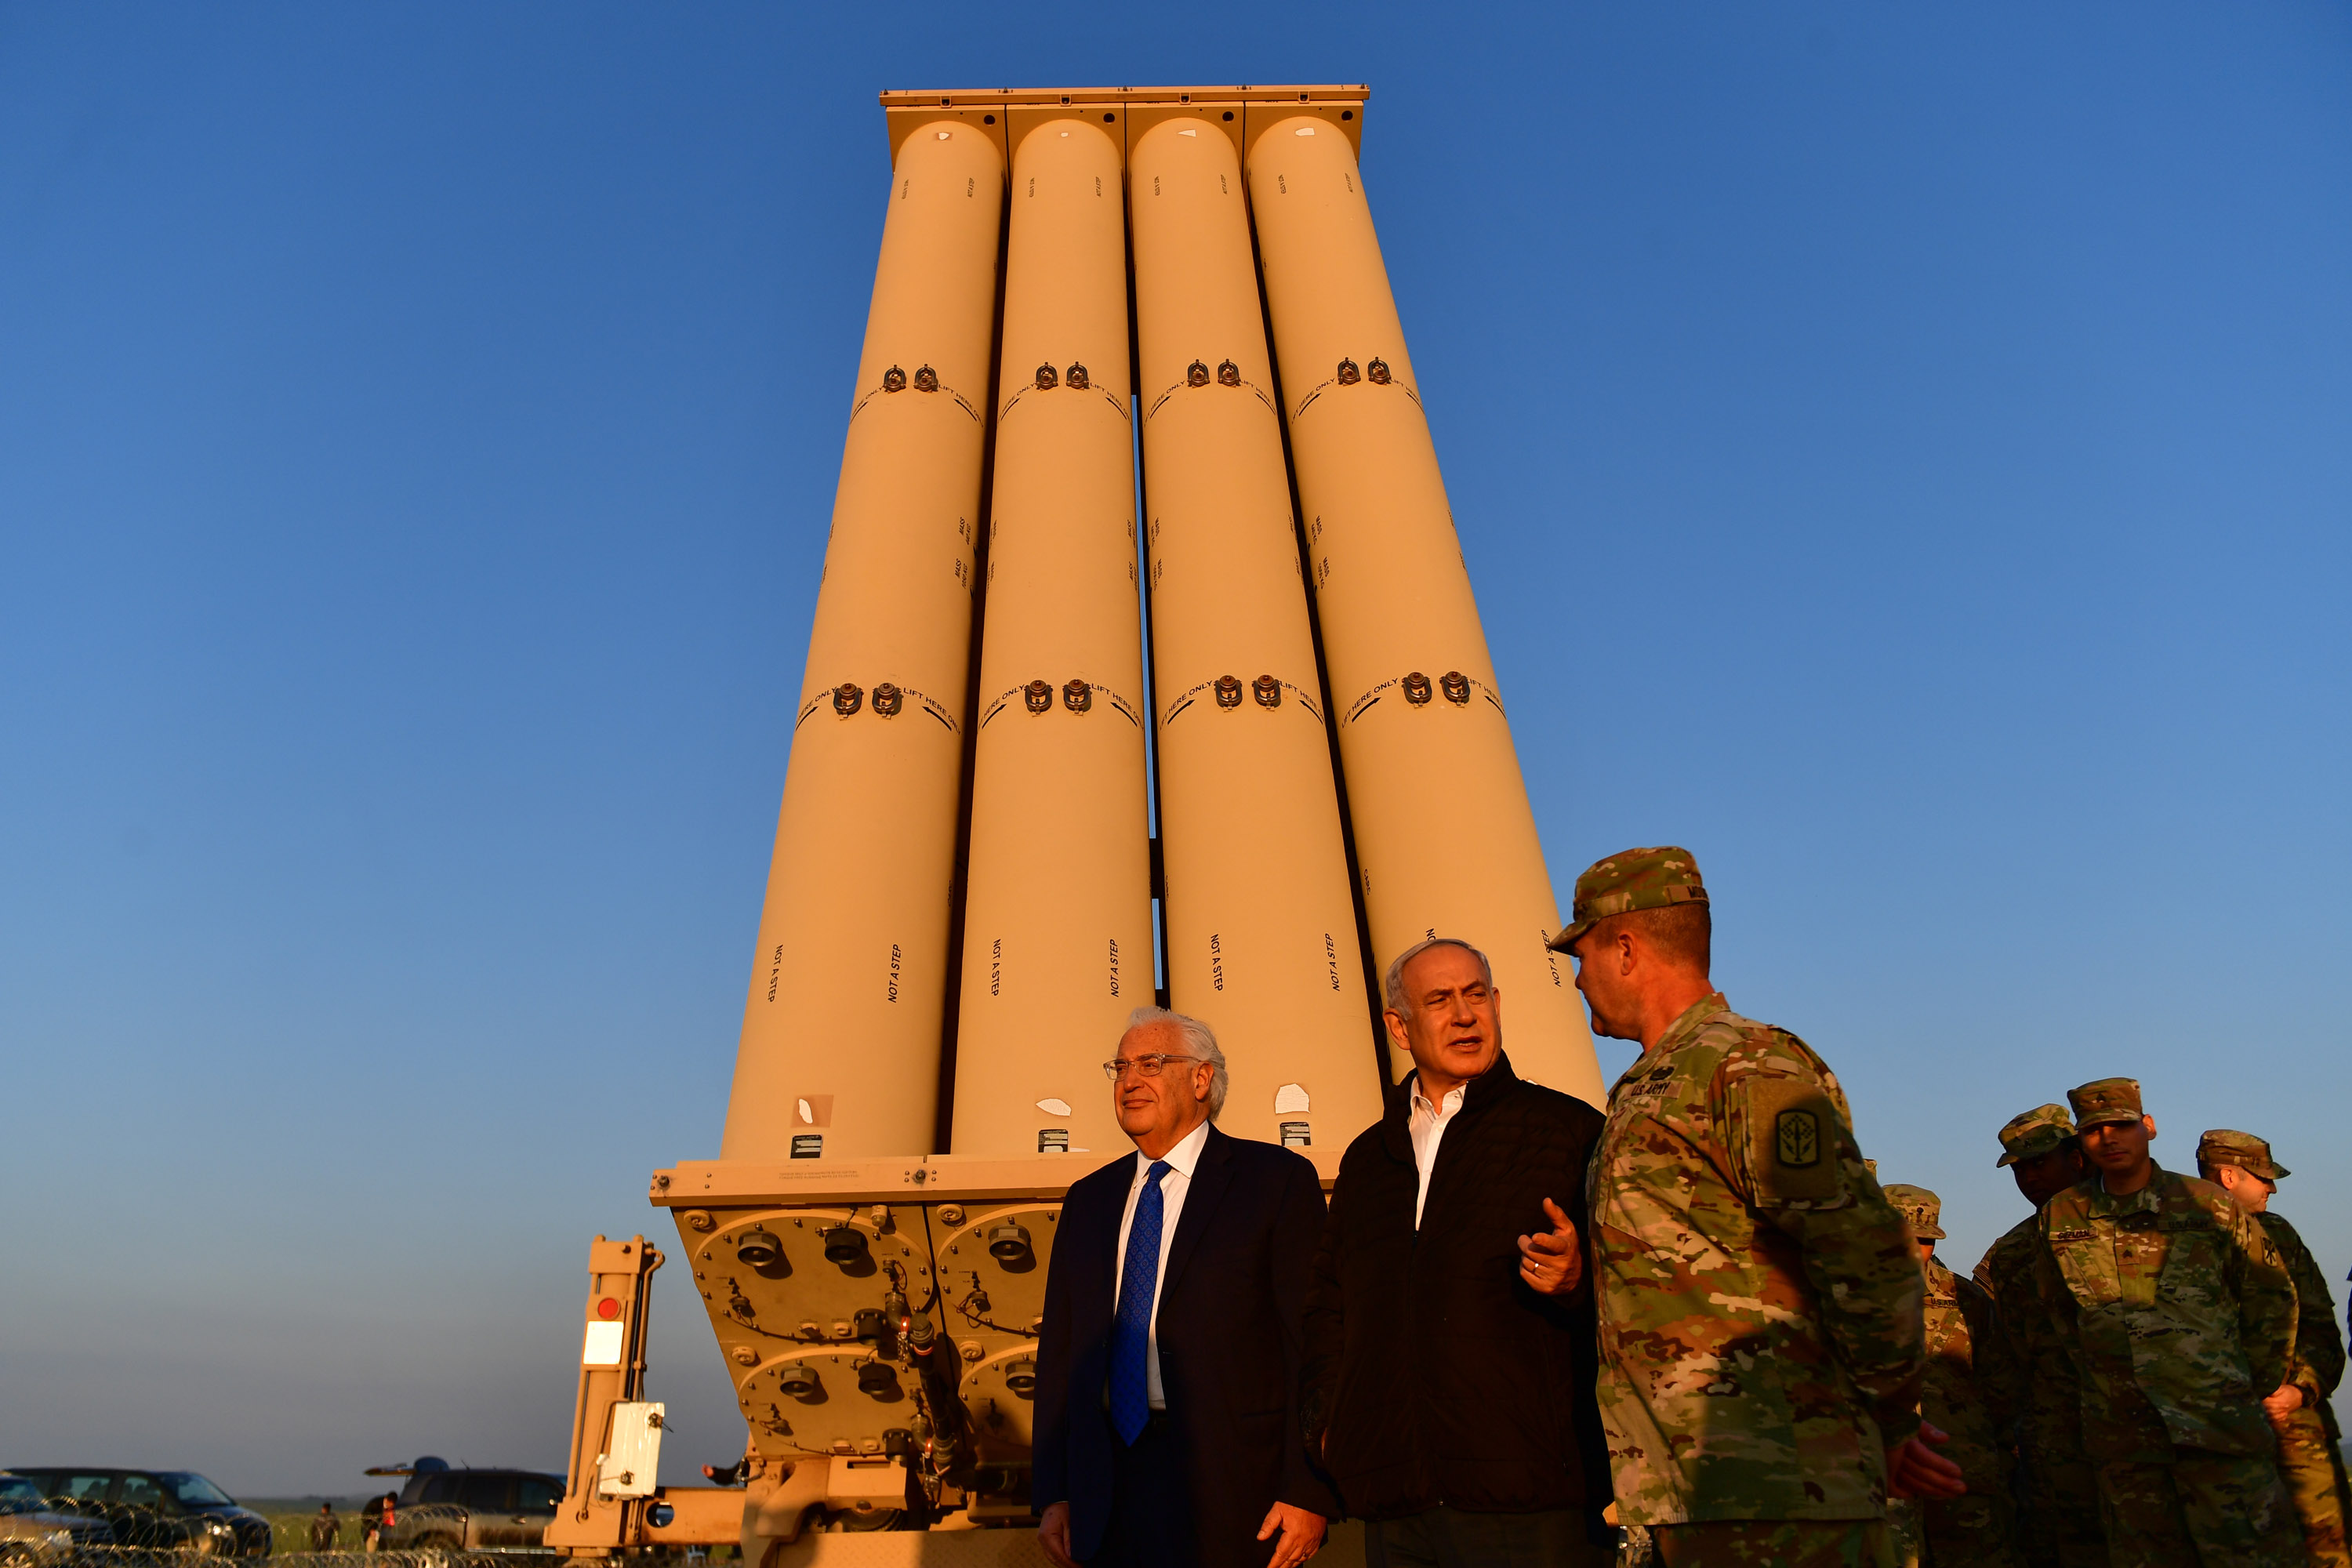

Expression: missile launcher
xmin=561 ymin=85 xmax=1602 ymax=1566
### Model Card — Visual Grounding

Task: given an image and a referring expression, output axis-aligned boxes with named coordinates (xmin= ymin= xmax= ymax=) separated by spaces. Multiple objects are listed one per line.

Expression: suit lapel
xmin=1160 ymin=1123 xmax=1238 ymax=1301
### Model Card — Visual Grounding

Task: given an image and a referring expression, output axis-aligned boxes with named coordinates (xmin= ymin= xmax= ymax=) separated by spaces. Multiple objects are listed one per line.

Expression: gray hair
xmin=1382 ymin=937 xmax=1495 ymax=1015
xmin=1123 ymin=1005 xmax=1229 ymax=1120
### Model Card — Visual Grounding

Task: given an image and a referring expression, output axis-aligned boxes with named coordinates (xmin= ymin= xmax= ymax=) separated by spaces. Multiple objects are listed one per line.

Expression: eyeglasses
xmin=1101 ymin=1053 xmax=1200 ymax=1081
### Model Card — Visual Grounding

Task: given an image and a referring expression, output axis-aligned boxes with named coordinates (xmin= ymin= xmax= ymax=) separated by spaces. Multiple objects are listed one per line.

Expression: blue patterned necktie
xmin=1109 ymin=1158 xmax=1172 ymax=1444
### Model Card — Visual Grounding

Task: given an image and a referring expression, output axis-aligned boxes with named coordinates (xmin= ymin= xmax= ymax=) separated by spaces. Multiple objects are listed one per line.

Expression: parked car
xmin=4 ymin=1470 xmax=270 ymax=1556
xmin=0 ymin=1473 xmax=111 ymax=1561
xmin=376 ymin=1468 xmax=565 ymax=1552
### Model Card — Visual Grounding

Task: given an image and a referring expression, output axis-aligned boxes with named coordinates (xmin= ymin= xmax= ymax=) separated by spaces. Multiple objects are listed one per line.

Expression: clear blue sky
xmin=3 ymin=2 xmax=2346 ymax=1495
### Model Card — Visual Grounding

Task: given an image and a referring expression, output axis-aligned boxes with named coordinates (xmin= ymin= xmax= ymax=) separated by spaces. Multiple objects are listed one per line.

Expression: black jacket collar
xmin=1378 ymin=1051 xmax=1523 ymax=1163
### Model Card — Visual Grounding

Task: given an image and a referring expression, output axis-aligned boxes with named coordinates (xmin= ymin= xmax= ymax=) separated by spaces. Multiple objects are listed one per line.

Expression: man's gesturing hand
xmin=1517 ymin=1197 xmax=1583 ymax=1296
xmin=1257 ymin=1502 xmax=1327 ymax=1568
xmin=1887 ymin=1421 xmax=1966 ymax=1501
xmin=1038 ymin=1501 xmax=1078 ymax=1568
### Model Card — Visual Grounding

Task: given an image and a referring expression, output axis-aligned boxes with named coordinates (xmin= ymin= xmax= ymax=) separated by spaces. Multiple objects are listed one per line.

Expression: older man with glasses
xmin=1034 ymin=1006 xmax=1337 ymax=1568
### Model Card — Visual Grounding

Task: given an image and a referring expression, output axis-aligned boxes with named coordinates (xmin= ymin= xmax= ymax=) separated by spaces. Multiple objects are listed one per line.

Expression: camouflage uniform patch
xmin=1589 ymin=993 xmax=1924 ymax=1526
xmin=1748 ymin=1077 xmax=1843 ymax=1203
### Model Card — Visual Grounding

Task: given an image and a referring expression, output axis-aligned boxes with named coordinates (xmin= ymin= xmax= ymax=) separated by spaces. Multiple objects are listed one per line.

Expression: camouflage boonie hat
xmin=1883 ymin=1183 xmax=1945 ymax=1240
xmin=2067 ymin=1076 xmax=2144 ymax=1130
xmin=2198 ymin=1129 xmax=2289 ymax=1182
xmin=1996 ymin=1103 xmax=2077 ymax=1167
xmin=1547 ymin=846 xmax=1708 ymax=953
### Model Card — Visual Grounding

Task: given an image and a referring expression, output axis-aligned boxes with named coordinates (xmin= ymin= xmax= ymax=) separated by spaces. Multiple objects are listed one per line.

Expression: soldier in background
xmin=1970 ymin=1105 xmax=2107 ymax=1568
xmin=1886 ymin=1185 xmax=2023 ymax=1568
xmin=2026 ymin=1078 xmax=2300 ymax=1567
xmin=2197 ymin=1128 xmax=2349 ymax=1568
xmin=307 ymin=1502 xmax=340 ymax=1552
xmin=1555 ymin=847 xmax=1960 ymax=1567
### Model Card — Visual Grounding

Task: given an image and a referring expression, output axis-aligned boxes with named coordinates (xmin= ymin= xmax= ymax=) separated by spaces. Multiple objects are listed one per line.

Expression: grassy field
xmin=241 ymin=1501 xmax=376 ymax=1555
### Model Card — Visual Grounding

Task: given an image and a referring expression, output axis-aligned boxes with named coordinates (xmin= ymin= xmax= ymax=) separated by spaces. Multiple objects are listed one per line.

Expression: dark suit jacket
xmin=1033 ymin=1122 xmax=1339 ymax=1568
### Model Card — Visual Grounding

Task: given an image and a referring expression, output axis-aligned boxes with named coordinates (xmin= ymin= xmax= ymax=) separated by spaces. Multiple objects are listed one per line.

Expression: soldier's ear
xmin=2143 ymin=1115 xmax=2158 ymax=1139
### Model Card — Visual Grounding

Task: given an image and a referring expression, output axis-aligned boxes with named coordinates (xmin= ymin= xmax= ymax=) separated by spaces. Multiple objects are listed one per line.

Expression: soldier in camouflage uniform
xmin=1970 ymin=1106 xmax=2107 ymax=1568
xmin=2197 ymin=1128 xmax=2349 ymax=1568
xmin=1552 ymin=848 xmax=1960 ymax=1568
xmin=2023 ymin=1079 xmax=2301 ymax=1567
xmin=1884 ymin=1185 xmax=2023 ymax=1568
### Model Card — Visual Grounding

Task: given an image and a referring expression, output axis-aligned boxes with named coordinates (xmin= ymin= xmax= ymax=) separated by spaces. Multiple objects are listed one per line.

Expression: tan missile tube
xmin=1128 ymin=114 xmax=1384 ymax=1149
xmin=720 ymin=122 xmax=1004 ymax=1160
xmin=1245 ymin=115 xmax=1602 ymax=1103
xmin=949 ymin=116 xmax=1152 ymax=1158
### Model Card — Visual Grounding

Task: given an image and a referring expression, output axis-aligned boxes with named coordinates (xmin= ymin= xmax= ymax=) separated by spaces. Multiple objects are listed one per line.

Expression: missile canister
xmin=1127 ymin=112 xmax=1383 ymax=1149
xmin=949 ymin=115 xmax=1153 ymax=1159
xmin=720 ymin=122 xmax=1004 ymax=1160
xmin=1244 ymin=114 xmax=1602 ymax=1103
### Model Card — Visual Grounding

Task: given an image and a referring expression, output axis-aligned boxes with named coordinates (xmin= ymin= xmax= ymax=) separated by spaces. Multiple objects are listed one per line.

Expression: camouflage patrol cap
xmin=2067 ymin=1076 xmax=2144 ymax=1131
xmin=1996 ymin=1103 xmax=2078 ymax=1168
xmin=1547 ymin=846 xmax=1708 ymax=953
xmin=1883 ymin=1183 xmax=1945 ymax=1241
xmin=2197 ymin=1129 xmax=2289 ymax=1182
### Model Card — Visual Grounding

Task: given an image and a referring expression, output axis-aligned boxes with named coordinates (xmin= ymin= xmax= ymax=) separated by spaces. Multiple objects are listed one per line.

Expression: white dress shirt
xmin=1111 ymin=1117 xmax=1211 ymax=1410
xmin=1406 ymin=1073 xmax=1466 ymax=1228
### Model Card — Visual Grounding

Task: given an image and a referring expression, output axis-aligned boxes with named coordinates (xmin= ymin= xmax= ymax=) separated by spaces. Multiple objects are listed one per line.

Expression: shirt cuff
xmin=1875 ymin=1399 xmax=1922 ymax=1447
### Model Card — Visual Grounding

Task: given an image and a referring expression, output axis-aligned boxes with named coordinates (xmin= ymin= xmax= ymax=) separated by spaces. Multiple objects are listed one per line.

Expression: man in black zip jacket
xmin=1303 ymin=936 xmax=1613 ymax=1568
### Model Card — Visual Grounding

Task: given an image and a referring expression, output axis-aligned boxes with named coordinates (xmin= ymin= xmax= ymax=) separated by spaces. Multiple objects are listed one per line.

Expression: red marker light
xmin=597 ymin=1297 xmax=622 ymax=1320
